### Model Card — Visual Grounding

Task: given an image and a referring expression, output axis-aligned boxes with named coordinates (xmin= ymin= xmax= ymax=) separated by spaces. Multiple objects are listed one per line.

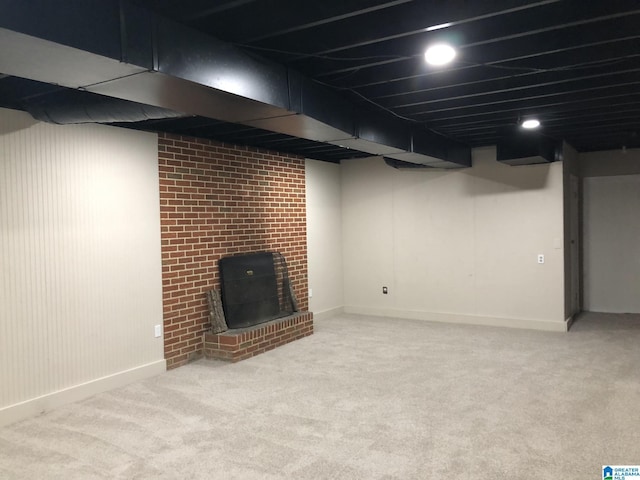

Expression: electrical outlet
xmin=382 ymin=286 xmax=388 ymax=294
xmin=537 ymin=254 xmax=545 ymax=264
xmin=154 ymin=324 xmax=162 ymax=338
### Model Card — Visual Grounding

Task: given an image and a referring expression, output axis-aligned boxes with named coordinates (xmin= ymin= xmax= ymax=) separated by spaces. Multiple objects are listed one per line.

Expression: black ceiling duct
xmin=384 ymin=157 xmax=435 ymax=169
xmin=496 ymin=133 xmax=562 ymax=166
xmin=25 ymin=90 xmax=185 ymax=125
xmin=0 ymin=0 xmax=471 ymax=166
xmin=384 ymin=128 xmax=472 ymax=169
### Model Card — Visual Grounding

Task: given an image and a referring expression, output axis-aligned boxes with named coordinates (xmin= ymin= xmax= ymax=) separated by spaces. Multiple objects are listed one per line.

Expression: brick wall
xmin=158 ymin=132 xmax=308 ymax=369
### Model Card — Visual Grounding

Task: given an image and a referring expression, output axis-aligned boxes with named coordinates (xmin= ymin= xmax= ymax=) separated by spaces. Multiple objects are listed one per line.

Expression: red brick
xmin=159 ymin=135 xmax=308 ymax=369
xmin=202 ymin=313 xmax=313 ymax=363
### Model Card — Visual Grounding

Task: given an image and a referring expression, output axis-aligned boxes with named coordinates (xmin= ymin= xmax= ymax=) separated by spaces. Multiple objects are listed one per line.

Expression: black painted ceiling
xmin=2 ymin=0 xmax=640 ymax=161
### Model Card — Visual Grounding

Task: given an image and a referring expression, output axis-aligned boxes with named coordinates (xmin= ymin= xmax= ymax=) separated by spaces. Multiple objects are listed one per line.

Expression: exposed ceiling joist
xmin=1 ymin=0 xmax=639 ymax=158
xmin=0 ymin=0 xmax=469 ymax=166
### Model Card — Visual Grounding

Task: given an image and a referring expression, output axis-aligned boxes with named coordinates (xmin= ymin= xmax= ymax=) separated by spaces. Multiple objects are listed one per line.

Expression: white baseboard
xmin=344 ymin=306 xmax=568 ymax=332
xmin=0 ymin=359 xmax=166 ymax=428
xmin=312 ymin=306 xmax=345 ymax=321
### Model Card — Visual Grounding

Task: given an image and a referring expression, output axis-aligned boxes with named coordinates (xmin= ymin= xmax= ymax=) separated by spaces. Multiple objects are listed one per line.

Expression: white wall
xmin=305 ymin=159 xmax=343 ymax=318
xmin=580 ymin=149 xmax=640 ymax=314
xmin=0 ymin=108 xmax=165 ymax=426
xmin=583 ymin=174 xmax=640 ymax=313
xmin=342 ymin=147 xmax=566 ymax=331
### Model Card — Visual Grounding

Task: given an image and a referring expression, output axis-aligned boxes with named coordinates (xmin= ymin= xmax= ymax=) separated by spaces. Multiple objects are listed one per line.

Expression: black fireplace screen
xmin=218 ymin=252 xmax=297 ymax=329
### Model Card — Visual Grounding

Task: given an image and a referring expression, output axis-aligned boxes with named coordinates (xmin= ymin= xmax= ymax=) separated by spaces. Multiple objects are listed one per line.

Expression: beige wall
xmin=579 ymin=149 xmax=640 ymax=313
xmin=305 ymin=159 xmax=344 ymax=318
xmin=583 ymin=174 xmax=640 ymax=313
xmin=0 ymin=108 xmax=165 ymax=426
xmin=341 ymin=147 xmax=566 ymax=330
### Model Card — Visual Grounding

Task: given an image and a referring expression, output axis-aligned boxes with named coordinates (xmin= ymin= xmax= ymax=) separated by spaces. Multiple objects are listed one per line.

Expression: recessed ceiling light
xmin=425 ymin=44 xmax=456 ymax=66
xmin=521 ymin=119 xmax=541 ymax=129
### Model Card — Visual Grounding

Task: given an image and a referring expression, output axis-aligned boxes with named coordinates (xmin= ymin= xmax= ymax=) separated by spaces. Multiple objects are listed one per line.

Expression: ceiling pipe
xmin=0 ymin=0 xmax=470 ymax=167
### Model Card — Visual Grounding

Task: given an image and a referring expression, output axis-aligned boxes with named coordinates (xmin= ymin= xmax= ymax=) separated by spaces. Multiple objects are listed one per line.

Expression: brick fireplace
xmin=203 ymin=312 xmax=314 ymax=362
xmin=158 ymin=133 xmax=309 ymax=369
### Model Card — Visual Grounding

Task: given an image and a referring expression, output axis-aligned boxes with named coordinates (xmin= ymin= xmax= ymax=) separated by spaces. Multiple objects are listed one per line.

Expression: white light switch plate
xmin=154 ymin=325 xmax=162 ymax=338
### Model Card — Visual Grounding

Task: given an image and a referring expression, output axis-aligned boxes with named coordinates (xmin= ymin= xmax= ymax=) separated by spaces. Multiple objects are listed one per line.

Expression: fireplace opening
xmin=218 ymin=251 xmax=297 ymax=329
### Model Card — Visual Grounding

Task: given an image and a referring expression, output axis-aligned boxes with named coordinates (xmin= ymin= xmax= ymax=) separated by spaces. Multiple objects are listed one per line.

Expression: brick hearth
xmin=203 ymin=312 xmax=313 ymax=362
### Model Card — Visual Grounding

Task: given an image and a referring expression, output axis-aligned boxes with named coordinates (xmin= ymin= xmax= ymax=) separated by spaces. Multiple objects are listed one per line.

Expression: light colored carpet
xmin=1 ymin=312 xmax=639 ymax=479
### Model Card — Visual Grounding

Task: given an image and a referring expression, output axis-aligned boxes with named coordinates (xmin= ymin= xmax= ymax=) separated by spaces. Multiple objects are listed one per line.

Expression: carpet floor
xmin=1 ymin=312 xmax=639 ymax=479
